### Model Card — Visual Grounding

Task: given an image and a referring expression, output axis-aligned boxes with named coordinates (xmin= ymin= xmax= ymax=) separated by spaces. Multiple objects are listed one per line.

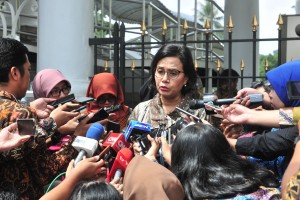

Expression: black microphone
xmin=190 ymin=93 xmax=263 ymax=109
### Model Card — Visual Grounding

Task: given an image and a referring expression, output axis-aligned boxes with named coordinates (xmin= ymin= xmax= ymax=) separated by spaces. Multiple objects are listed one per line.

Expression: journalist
xmin=221 ymin=60 xmax=300 ymax=180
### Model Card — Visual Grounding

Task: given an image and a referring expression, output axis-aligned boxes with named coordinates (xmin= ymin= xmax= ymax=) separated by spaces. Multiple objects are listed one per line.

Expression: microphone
xmin=123 ymin=120 xmax=151 ymax=155
xmin=72 ymin=123 xmax=104 ymax=166
xmin=124 ymin=120 xmax=151 ymax=141
xmin=107 ymin=148 xmax=133 ymax=181
xmin=102 ymin=132 xmax=130 ymax=156
xmin=190 ymin=93 xmax=263 ymax=109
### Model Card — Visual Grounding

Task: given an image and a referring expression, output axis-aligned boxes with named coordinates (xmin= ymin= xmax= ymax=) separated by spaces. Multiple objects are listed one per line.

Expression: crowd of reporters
xmin=0 ymin=38 xmax=300 ymax=199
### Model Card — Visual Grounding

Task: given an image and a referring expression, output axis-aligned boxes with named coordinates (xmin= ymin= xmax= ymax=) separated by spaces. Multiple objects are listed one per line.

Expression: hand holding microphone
xmin=107 ymin=148 xmax=133 ymax=182
xmin=72 ymin=123 xmax=105 ymax=167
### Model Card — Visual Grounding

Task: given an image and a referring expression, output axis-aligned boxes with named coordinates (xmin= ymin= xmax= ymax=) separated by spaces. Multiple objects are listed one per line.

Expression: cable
xmin=45 ymin=172 xmax=66 ymax=194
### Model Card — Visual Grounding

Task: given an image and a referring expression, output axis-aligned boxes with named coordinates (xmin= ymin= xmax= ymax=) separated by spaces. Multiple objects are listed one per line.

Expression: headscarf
xmin=123 ymin=156 xmax=184 ymax=200
xmin=32 ymin=69 xmax=71 ymax=99
xmin=86 ymin=73 xmax=130 ymax=125
xmin=266 ymin=60 xmax=300 ymax=107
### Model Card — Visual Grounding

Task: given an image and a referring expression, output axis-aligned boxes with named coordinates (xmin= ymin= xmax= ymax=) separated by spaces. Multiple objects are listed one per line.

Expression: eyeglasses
xmin=155 ymin=68 xmax=184 ymax=80
xmin=49 ymin=86 xmax=71 ymax=97
xmin=97 ymin=95 xmax=116 ymax=104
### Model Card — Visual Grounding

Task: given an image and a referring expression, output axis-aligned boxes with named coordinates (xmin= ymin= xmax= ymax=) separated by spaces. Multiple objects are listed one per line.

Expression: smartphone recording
xmin=17 ymin=118 xmax=36 ymax=135
xmin=78 ymin=108 xmax=109 ymax=123
xmin=50 ymin=93 xmax=75 ymax=108
xmin=74 ymin=97 xmax=95 ymax=105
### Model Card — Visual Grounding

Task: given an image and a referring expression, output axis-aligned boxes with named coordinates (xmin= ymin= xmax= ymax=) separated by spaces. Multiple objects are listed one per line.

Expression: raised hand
xmin=0 ymin=123 xmax=31 ymax=152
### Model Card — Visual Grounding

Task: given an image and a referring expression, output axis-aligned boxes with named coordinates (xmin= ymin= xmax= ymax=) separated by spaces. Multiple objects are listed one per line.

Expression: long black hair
xmin=171 ymin=123 xmax=279 ymax=200
xmin=150 ymin=44 xmax=197 ymax=96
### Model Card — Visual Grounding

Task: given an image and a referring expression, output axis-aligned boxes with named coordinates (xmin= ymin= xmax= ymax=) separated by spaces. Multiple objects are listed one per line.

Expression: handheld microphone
xmin=72 ymin=123 xmax=104 ymax=167
xmin=102 ymin=133 xmax=130 ymax=156
xmin=124 ymin=120 xmax=151 ymax=141
xmin=107 ymin=148 xmax=133 ymax=181
xmin=190 ymin=93 xmax=263 ymax=109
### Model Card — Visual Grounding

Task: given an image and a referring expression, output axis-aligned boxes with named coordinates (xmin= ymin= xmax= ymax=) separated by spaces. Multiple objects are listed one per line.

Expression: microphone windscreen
xmin=86 ymin=123 xmax=105 ymax=141
xmin=119 ymin=148 xmax=134 ymax=161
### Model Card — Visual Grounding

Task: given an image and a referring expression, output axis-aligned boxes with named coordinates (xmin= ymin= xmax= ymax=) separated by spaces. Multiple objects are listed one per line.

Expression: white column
xmin=37 ymin=0 xmax=94 ymax=97
xmin=296 ymin=0 xmax=300 ymax=14
xmin=224 ymin=0 xmax=259 ymax=88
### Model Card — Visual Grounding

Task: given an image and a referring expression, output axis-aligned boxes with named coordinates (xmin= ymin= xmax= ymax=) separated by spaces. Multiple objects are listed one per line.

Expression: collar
xmin=0 ymin=90 xmax=18 ymax=103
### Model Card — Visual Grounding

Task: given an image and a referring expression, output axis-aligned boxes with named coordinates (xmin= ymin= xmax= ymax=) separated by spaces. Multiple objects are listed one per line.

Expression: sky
xmin=159 ymin=0 xmax=296 ymax=55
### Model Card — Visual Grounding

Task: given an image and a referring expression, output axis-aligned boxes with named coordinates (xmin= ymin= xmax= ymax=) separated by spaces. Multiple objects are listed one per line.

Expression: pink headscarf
xmin=32 ymin=69 xmax=71 ymax=99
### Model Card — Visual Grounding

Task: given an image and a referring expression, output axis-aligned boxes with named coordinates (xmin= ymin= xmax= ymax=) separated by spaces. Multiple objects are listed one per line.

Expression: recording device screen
xmin=17 ymin=118 xmax=36 ymax=135
xmin=50 ymin=93 xmax=75 ymax=108
xmin=287 ymin=81 xmax=300 ymax=100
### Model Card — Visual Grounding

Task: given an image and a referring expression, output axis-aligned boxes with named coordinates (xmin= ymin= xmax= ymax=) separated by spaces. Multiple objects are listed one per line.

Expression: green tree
xmin=198 ymin=0 xmax=223 ymax=38
xmin=259 ymin=50 xmax=278 ymax=79
xmin=95 ymin=11 xmax=112 ymax=38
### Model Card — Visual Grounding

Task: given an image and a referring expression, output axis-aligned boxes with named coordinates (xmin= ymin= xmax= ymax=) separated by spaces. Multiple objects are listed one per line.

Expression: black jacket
xmin=236 ymin=125 xmax=298 ymax=160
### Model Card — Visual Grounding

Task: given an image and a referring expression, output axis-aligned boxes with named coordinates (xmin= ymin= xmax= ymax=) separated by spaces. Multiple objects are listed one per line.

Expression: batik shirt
xmin=0 ymin=90 xmax=77 ymax=199
xmin=129 ymin=93 xmax=206 ymax=129
xmin=285 ymin=169 xmax=300 ymax=200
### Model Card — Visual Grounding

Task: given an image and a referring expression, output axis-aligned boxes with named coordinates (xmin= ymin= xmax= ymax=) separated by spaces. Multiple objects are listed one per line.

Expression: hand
xmin=73 ymin=113 xmax=108 ymax=137
xmin=221 ymin=104 xmax=253 ymax=124
xmin=160 ymin=135 xmax=172 ymax=166
xmin=66 ymin=156 xmax=106 ymax=181
xmin=30 ymin=98 xmax=55 ymax=119
xmin=221 ymin=120 xmax=244 ymax=139
xmin=50 ymin=103 xmax=80 ymax=127
xmin=57 ymin=114 xmax=82 ymax=135
xmin=236 ymin=87 xmax=262 ymax=99
xmin=144 ymin=134 xmax=160 ymax=162
xmin=110 ymin=178 xmax=123 ymax=197
xmin=0 ymin=123 xmax=31 ymax=152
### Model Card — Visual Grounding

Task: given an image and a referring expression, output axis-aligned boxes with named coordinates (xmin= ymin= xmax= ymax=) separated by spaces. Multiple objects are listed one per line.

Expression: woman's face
xmin=268 ymin=87 xmax=285 ymax=109
xmin=48 ymin=81 xmax=71 ymax=99
xmin=96 ymin=93 xmax=116 ymax=109
xmin=256 ymin=86 xmax=272 ymax=108
xmin=155 ymin=57 xmax=188 ymax=100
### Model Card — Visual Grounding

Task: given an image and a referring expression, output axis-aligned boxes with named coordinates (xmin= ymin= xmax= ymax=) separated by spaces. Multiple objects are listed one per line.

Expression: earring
xmin=184 ymin=84 xmax=187 ymax=87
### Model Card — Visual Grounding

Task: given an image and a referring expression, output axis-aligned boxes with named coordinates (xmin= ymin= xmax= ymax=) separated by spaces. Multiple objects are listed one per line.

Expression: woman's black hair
xmin=70 ymin=181 xmax=122 ymax=200
xmin=171 ymin=123 xmax=279 ymax=200
xmin=150 ymin=44 xmax=197 ymax=96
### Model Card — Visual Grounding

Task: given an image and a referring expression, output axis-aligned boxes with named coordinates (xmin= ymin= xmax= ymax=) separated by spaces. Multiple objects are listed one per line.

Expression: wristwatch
xmin=294 ymin=135 xmax=300 ymax=146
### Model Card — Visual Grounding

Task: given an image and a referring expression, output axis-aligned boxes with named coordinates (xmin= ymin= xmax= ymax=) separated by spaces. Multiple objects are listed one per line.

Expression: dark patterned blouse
xmin=0 ymin=90 xmax=77 ymax=199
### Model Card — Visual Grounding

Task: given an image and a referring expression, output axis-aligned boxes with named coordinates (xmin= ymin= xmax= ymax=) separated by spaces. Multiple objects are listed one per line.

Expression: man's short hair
xmin=0 ymin=38 xmax=29 ymax=83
